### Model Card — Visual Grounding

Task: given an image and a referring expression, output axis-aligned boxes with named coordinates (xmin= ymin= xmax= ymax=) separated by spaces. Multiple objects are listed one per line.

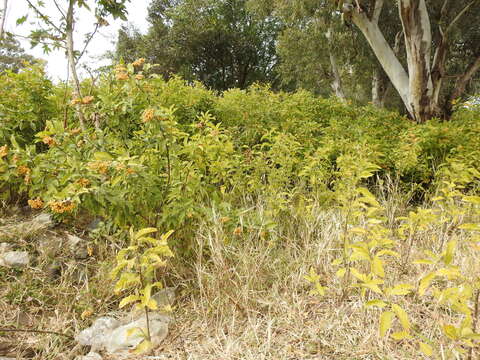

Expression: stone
xmin=75 ymin=289 xmax=175 ymax=355
xmin=105 ymin=312 xmax=170 ymax=354
xmin=66 ymin=234 xmax=89 ymax=260
xmin=76 ymin=317 xmax=120 ymax=350
xmin=74 ymin=352 xmax=103 ymax=360
xmin=0 ymin=251 xmax=30 ymax=267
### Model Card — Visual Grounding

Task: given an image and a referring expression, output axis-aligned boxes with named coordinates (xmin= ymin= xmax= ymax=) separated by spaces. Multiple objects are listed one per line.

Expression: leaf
xmin=135 ymin=227 xmax=158 ymax=240
xmin=336 ymin=268 xmax=347 ymax=278
xmin=391 ymin=331 xmax=411 ymax=340
xmin=419 ymin=272 xmax=436 ymax=296
xmin=387 ymin=284 xmax=414 ymax=296
xmin=379 ymin=311 xmax=394 ymax=337
xmin=93 ymin=151 xmax=113 ymax=161
xmin=16 ymin=15 xmax=28 ymax=25
xmin=371 ymin=256 xmax=385 ymax=278
xmin=145 ymin=298 xmax=158 ymax=310
xmin=463 ymin=196 xmax=480 ymax=205
xmin=134 ymin=339 xmax=152 ymax=354
xmin=418 ymin=342 xmax=433 ymax=356
xmin=392 ymin=304 xmax=410 ymax=331
xmin=459 ymin=223 xmax=480 ymax=231
xmin=444 ymin=240 xmax=456 ymax=266
xmin=119 ymin=294 xmax=140 ymax=308
xmin=365 ymin=300 xmax=387 ymax=308
xmin=443 ymin=325 xmax=458 ymax=340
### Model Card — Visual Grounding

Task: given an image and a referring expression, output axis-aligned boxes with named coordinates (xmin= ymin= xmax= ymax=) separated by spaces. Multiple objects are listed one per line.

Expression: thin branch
xmin=53 ymin=0 xmax=67 ymax=20
xmin=25 ymin=0 xmax=64 ymax=35
xmin=0 ymin=328 xmax=74 ymax=340
xmin=445 ymin=0 xmax=477 ymax=35
xmin=0 ymin=0 xmax=8 ymax=41
xmin=76 ymin=23 xmax=100 ymax=64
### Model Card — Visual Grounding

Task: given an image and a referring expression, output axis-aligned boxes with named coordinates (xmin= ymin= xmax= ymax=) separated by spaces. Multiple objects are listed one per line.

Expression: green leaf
xmin=93 ymin=151 xmax=113 ymax=161
xmin=379 ymin=311 xmax=394 ymax=337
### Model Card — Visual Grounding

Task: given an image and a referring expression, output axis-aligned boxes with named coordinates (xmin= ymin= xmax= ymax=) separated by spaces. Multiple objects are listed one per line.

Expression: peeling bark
xmin=329 ymin=51 xmax=346 ymax=101
xmin=0 ymin=0 xmax=7 ymax=41
xmin=399 ymin=0 xmax=433 ymax=123
xmin=350 ymin=10 xmax=412 ymax=114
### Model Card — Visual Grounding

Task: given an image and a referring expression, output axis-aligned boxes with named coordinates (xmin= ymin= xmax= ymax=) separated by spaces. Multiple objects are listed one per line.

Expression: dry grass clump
xmin=1 ymin=187 xmax=479 ymax=359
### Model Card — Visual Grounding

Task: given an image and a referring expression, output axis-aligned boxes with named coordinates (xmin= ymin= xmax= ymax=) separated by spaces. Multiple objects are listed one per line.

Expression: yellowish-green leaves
xmin=379 ymin=311 xmax=395 ymax=337
xmin=418 ymin=342 xmax=433 ymax=356
xmin=304 ymin=267 xmax=327 ymax=296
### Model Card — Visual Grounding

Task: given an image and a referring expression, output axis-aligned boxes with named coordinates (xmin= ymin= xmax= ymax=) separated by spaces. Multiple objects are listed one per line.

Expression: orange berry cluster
xmin=77 ymin=178 xmax=91 ymax=187
xmin=0 ymin=145 xmax=8 ymax=158
xmin=132 ymin=58 xmax=146 ymax=67
xmin=142 ymin=108 xmax=156 ymax=123
xmin=115 ymin=64 xmax=129 ymax=81
xmin=49 ymin=200 xmax=76 ymax=214
xmin=28 ymin=198 xmax=44 ymax=209
xmin=42 ymin=136 xmax=57 ymax=147
xmin=88 ymin=161 xmax=110 ymax=175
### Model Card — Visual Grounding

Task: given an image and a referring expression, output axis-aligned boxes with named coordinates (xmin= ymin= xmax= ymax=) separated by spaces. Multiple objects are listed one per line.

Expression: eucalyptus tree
xmin=251 ymin=0 xmax=480 ymax=121
xmin=18 ymin=0 xmax=129 ymax=129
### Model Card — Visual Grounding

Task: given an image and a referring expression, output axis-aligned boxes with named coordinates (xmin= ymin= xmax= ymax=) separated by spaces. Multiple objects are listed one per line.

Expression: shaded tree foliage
xmin=0 ymin=35 xmax=37 ymax=73
xmin=116 ymin=0 xmax=281 ymax=91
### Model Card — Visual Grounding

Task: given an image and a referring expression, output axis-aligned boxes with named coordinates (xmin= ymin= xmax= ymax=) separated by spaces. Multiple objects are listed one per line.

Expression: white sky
xmin=4 ymin=0 xmax=150 ymax=81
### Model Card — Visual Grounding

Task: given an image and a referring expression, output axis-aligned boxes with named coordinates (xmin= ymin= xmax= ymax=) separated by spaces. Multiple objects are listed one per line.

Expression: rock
xmin=76 ymin=317 xmax=120 ymax=350
xmin=66 ymin=234 xmax=89 ymax=260
xmin=105 ymin=312 xmax=170 ymax=354
xmin=0 ymin=242 xmax=13 ymax=253
xmin=0 ymin=251 xmax=29 ymax=267
xmin=75 ymin=289 xmax=175 ymax=355
xmin=74 ymin=352 xmax=103 ymax=360
xmin=87 ymin=218 xmax=103 ymax=232
xmin=33 ymin=213 xmax=53 ymax=226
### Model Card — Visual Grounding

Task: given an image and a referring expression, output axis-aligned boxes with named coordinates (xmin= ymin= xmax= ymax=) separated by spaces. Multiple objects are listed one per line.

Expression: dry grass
xmin=0 ymin=191 xmax=479 ymax=359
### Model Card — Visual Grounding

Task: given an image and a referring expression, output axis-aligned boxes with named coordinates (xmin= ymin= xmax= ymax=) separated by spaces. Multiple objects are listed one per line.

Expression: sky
xmin=4 ymin=0 xmax=150 ymax=81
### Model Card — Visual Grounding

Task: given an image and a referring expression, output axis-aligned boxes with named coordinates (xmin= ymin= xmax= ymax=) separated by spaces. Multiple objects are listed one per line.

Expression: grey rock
xmin=76 ymin=317 xmax=120 ymax=350
xmin=67 ymin=234 xmax=89 ymax=260
xmin=105 ymin=312 xmax=170 ymax=353
xmin=75 ymin=289 xmax=175 ymax=355
xmin=0 ymin=242 xmax=13 ymax=253
xmin=87 ymin=218 xmax=103 ymax=232
xmin=74 ymin=352 xmax=103 ymax=360
xmin=0 ymin=250 xmax=30 ymax=267
xmin=32 ymin=213 xmax=53 ymax=228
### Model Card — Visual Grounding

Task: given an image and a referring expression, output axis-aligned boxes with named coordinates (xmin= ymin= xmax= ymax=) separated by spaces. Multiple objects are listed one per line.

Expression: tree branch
xmin=53 ymin=0 xmax=67 ymax=20
xmin=445 ymin=0 xmax=476 ymax=36
xmin=26 ymin=0 xmax=64 ymax=35
xmin=76 ymin=23 xmax=100 ymax=64
xmin=372 ymin=0 xmax=384 ymax=24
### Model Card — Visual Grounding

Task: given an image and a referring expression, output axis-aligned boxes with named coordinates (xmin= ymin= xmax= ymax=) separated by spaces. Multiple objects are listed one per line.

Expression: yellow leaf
xmin=379 ymin=311 xmax=394 ymax=337
xmin=391 ymin=331 xmax=411 ymax=340
xmin=365 ymin=300 xmax=387 ymax=308
xmin=419 ymin=342 xmax=433 ymax=356
xmin=387 ymin=284 xmax=414 ymax=296
xmin=444 ymin=240 xmax=456 ymax=265
xmin=134 ymin=339 xmax=152 ymax=354
xmin=419 ymin=272 xmax=436 ymax=296
xmin=336 ymin=268 xmax=347 ymax=278
xmin=119 ymin=294 xmax=140 ymax=309
xmin=443 ymin=324 xmax=458 ymax=340
xmin=372 ymin=256 xmax=385 ymax=278
xmin=392 ymin=304 xmax=410 ymax=331
xmin=135 ymin=227 xmax=158 ymax=240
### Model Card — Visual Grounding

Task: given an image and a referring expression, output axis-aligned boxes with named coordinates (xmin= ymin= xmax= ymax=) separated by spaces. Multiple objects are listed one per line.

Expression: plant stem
xmin=0 ymin=327 xmax=73 ymax=339
xmin=468 ymin=289 xmax=480 ymax=360
xmin=139 ymin=270 xmax=151 ymax=341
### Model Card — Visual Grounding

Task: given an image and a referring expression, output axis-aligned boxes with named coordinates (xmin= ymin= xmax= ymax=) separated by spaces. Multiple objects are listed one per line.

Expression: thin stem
xmin=0 ymin=327 xmax=73 ymax=340
xmin=469 ymin=290 xmax=480 ymax=360
xmin=139 ymin=270 xmax=151 ymax=341
xmin=26 ymin=0 xmax=64 ymax=35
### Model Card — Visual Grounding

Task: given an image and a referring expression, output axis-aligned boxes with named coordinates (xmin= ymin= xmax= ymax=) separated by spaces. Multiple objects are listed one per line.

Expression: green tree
xmin=116 ymin=0 xmax=281 ymax=91
xmin=0 ymin=34 xmax=37 ymax=73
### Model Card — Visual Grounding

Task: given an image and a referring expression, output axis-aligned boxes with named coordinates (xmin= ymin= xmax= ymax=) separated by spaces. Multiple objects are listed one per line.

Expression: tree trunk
xmin=66 ymin=0 xmax=86 ymax=130
xmin=350 ymin=10 xmax=412 ymax=115
xmin=398 ymin=0 xmax=433 ymax=123
xmin=0 ymin=0 xmax=7 ymax=41
xmin=372 ymin=68 xmax=384 ymax=107
xmin=329 ymin=51 xmax=346 ymax=101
